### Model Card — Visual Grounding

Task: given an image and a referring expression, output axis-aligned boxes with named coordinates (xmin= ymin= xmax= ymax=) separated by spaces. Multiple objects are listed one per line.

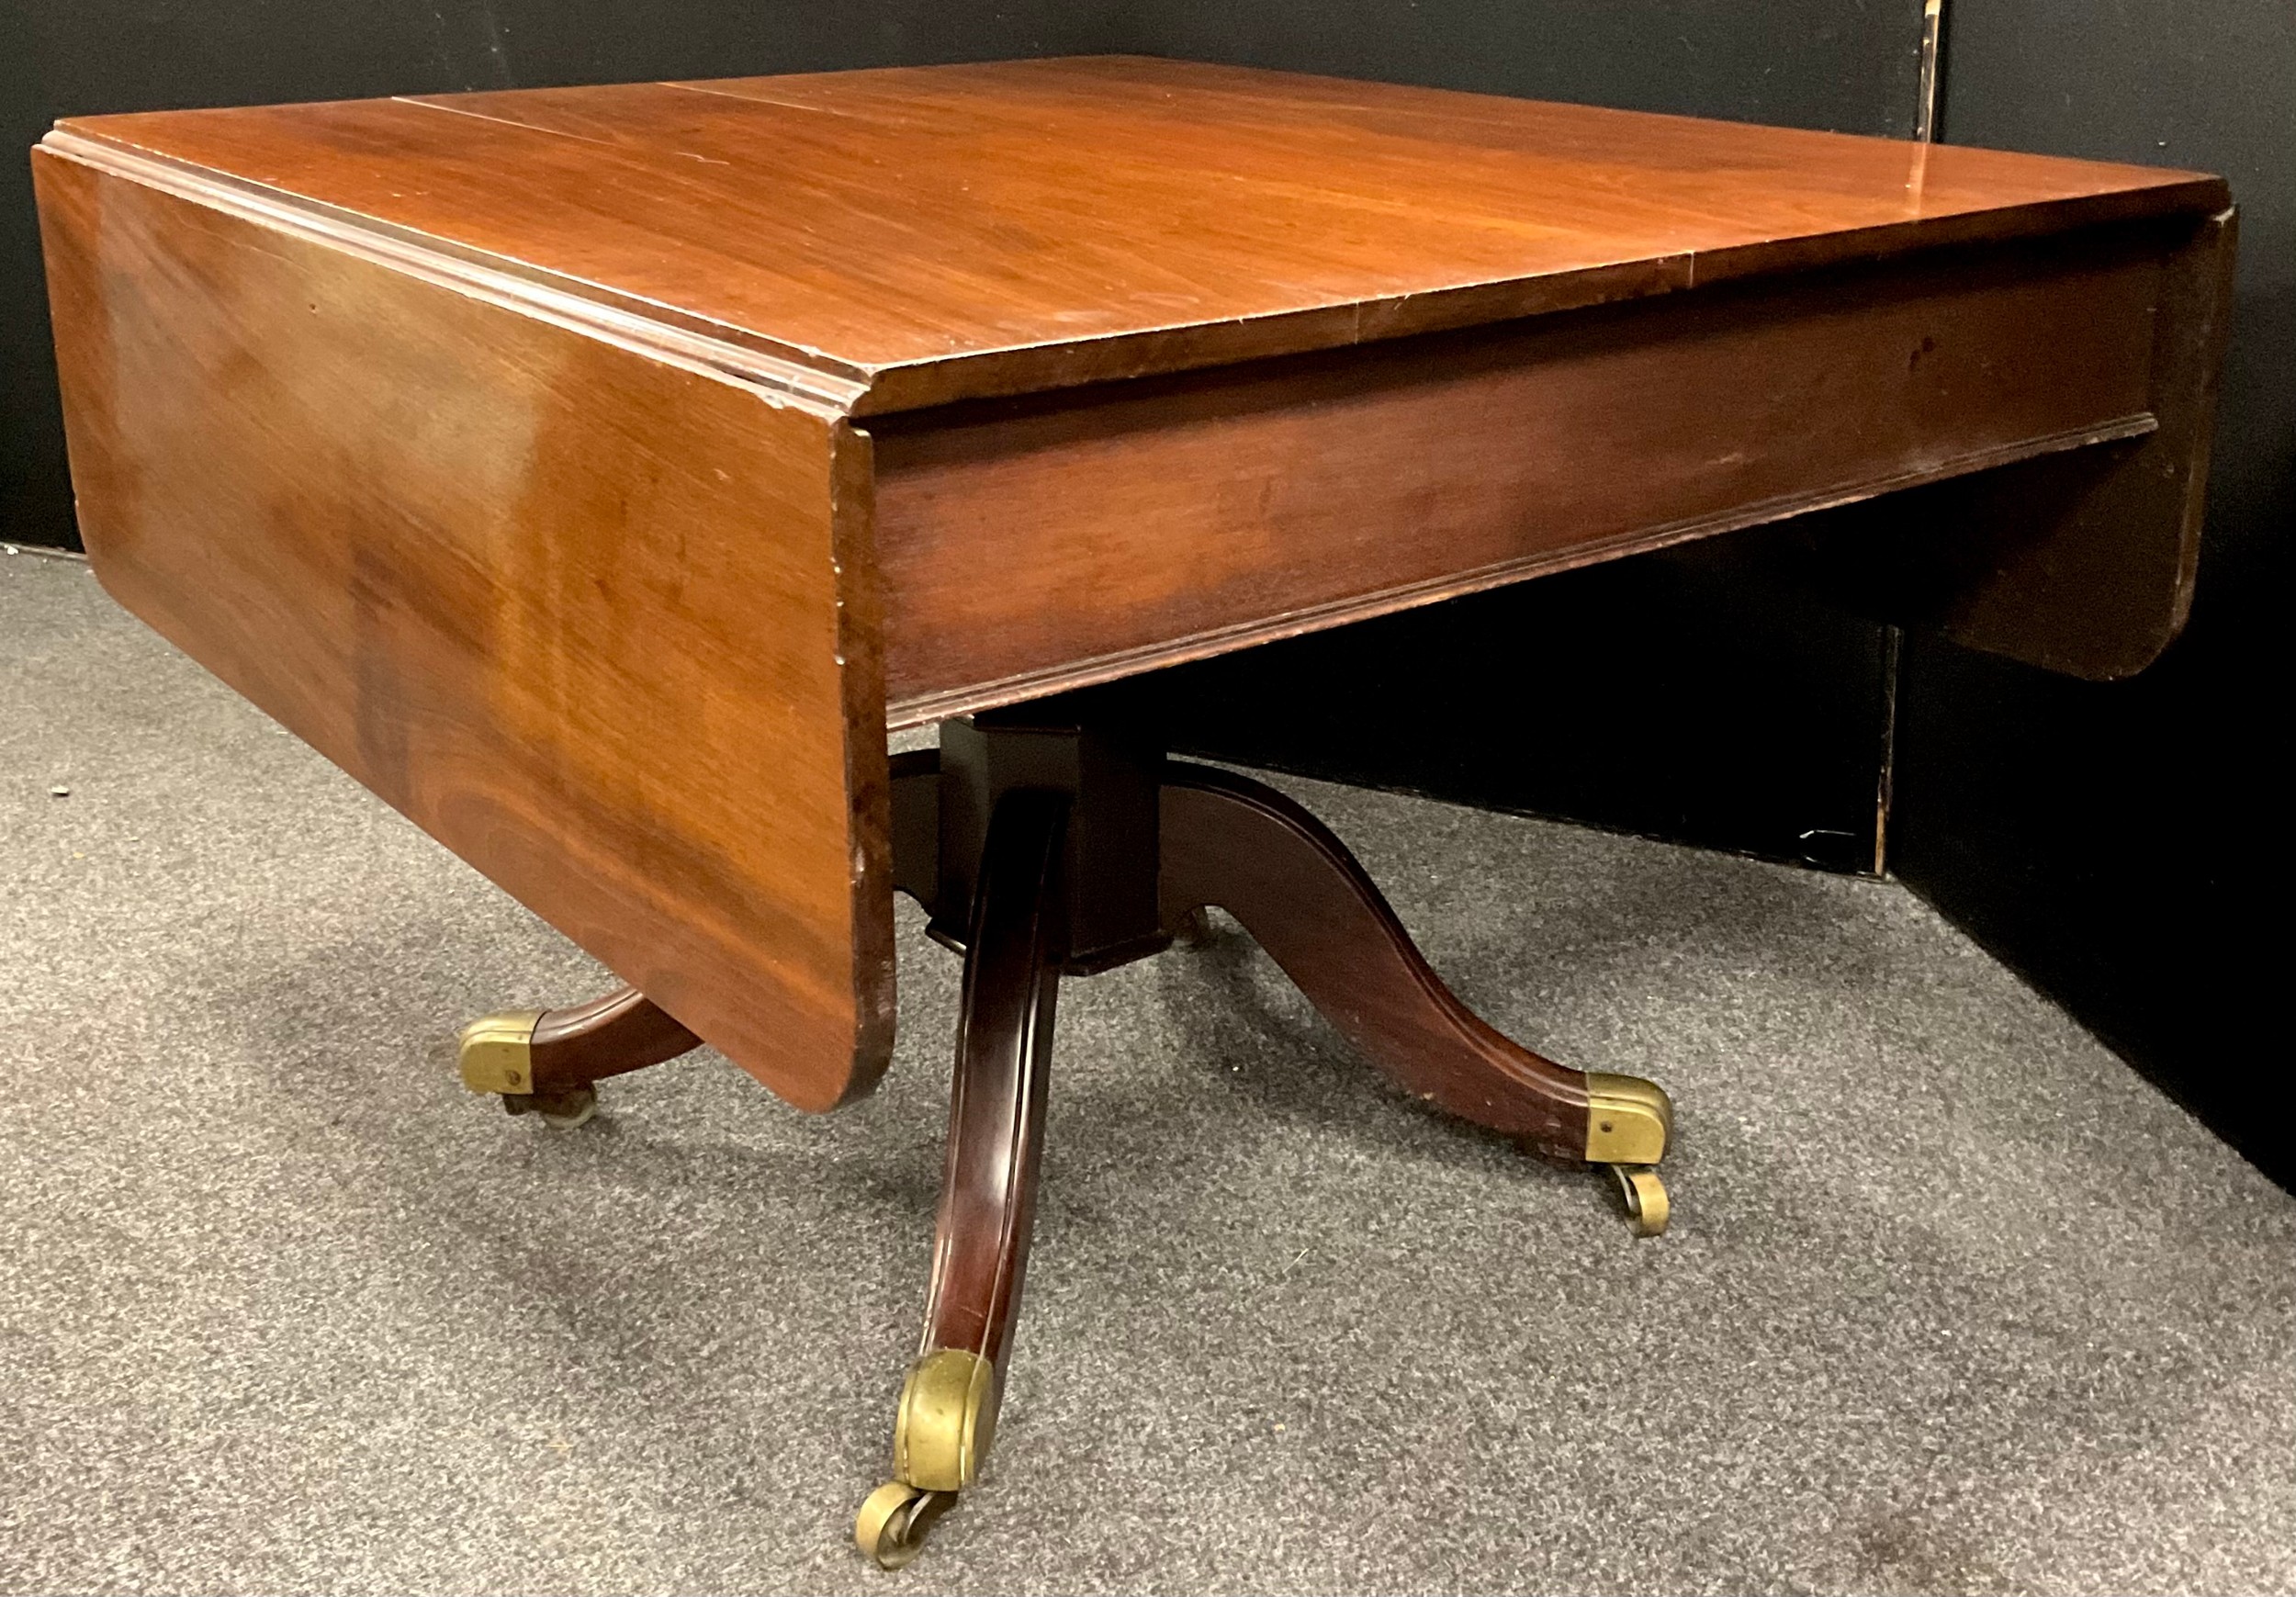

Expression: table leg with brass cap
xmin=857 ymin=788 xmax=1066 ymax=1569
xmin=1585 ymin=1072 xmax=1673 ymax=1236
xmin=1157 ymin=761 xmax=1676 ymax=1236
xmin=457 ymin=984 xmax=703 ymax=1127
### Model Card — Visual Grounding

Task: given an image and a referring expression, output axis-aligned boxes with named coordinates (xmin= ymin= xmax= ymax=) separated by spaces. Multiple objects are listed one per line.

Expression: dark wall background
xmin=1890 ymin=0 xmax=2294 ymax=1187
xmin=1100 ymin=0 xmax=1925 ymax=132
xmin=7 ymin=6 xmax=2286 ymax=1181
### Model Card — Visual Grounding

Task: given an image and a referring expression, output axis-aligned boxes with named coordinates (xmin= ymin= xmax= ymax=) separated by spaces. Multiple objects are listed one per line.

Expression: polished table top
xmin=34 ymin=59 xmax=2234 ymax=1111
xmin=47 ymin=55 xmax=2221 ymax=410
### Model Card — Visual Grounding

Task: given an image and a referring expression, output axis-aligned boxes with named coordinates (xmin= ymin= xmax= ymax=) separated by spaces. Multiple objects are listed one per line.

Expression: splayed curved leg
xmin=1157 ymin=760 xmax=1671 ymax=1233
xmin=858 ymin=788 xmax=1067 ymax=1569
xmin=457 ymin=984 xmax=703 ymax=1127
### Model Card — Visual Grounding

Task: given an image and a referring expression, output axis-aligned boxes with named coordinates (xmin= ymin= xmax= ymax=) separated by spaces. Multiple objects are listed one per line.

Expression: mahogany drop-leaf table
xmin=33 ymin=56 xmax=2231 ymax=1568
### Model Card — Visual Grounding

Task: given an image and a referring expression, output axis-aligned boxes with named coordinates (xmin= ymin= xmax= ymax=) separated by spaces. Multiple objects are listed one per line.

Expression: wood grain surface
xmin=1159 ymin=763 xmax=1593 ymax=1161
xmin=48 ymin=57 xmax=2224 ymax=412
xmin=526 ymin=987 xmax=704 ymax=1093
xmin=920 ymin=790 xmax=1065 ymax=1370
xmin=871 ymin=234 xmax=2167 ymax=720
xmin=34 ymin=146 xmax=895 ymax=1112
xmin=1852 ymin=209 xmax=2236 ymax=678
xmin=30 ymin=59 xmax=2235 ymax=1109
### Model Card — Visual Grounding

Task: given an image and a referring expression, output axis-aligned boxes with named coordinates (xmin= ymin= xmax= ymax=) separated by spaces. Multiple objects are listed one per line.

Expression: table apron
xmin=872 ymin=230 xmax=2172 ymax=725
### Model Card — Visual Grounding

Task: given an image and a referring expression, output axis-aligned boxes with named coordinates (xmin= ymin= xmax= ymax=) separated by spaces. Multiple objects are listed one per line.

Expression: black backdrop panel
xmin=1106 ymin=0 xmax=1925 ymax=134
xmin=1891 ymin=0 xmax=2295 ymax=1187
xmin=1131 ymin=537 xmax=1895 ymax=873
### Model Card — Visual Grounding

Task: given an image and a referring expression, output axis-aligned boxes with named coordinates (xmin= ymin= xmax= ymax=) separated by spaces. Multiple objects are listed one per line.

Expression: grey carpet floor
xmin=3 ymin=549 xmax=2292 ymax=1596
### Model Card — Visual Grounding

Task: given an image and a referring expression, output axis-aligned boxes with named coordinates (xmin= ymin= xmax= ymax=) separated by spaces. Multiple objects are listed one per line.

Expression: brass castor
xmin=1584 ymin=1072 xmax=1671 ymax=1237
xmin=458 ymin=1010 xmax=598 ymax=1128
xmin=855 ymin=1481 xmax=958 ymax=1570
xmin=853 ymin=1347 xmax=999 ymax=1568
xmin=501 ymin=1084 xmax=599 ymax=1129
xmin=1607 ymin=1164 xmax=1670 ymax=1237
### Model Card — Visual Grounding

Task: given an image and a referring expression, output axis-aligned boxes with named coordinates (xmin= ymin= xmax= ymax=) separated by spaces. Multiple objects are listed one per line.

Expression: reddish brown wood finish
xmin=30 ymin=58 xmax=2235 ymax=1117
xmin=48 ymin=58 xmax=2221 ymax=412
xmin=525 ymin=987 xmax=703 ymax=1093
xmin=32 ymin=143 xmax=895 ymax=1114
xmin=872 ymin=238 xmax=2166 ymax=717
xmin=1844 ymin=209 xmax=2238 ymax=678
xmin=919 ymin=792 xmax=1065 ymax=1374
xmin=1158 ymin=762 xmax=1592 ymax=1161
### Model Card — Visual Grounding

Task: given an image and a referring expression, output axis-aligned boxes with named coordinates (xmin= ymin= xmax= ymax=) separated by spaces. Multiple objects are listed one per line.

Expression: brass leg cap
xmin=856 ymin=1481 xmax=956 ymax=1570
xmin=1584 ymin=1074 xmax=1672 ymax=1166
xmin=458 ymin=1010 xmax=544 ymax=1095
xmin=893 ymin=1348 xmax=998 ymax=1493
xmin=1607 ymin=1165 xmax=1670 ymax=1237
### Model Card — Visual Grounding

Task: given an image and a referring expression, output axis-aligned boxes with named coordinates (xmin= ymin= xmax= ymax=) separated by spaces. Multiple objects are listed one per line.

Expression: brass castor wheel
xmin=855 ymin=1481 xmax=957 ymax=1570
xmin=459 ymin=1010 xmax=597 ymax=1128
xmin=501 ymin=1084 xmax=598 ymax=1130
xmin=1607 ymin=1164 xmax=1670 ymax=1237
